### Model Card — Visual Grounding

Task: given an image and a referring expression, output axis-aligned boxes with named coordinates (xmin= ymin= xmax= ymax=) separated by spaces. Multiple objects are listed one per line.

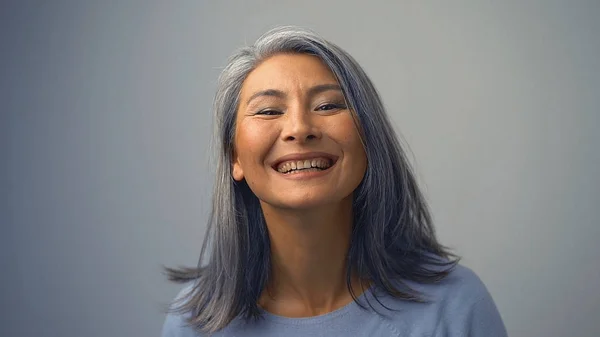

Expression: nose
xmin=280 ymin=107 xmax=322 ymax=143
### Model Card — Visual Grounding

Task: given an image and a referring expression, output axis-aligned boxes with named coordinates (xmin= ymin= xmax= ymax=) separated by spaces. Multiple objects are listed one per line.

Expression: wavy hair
xmin=166 ymin=26 xmax=458 ymax=334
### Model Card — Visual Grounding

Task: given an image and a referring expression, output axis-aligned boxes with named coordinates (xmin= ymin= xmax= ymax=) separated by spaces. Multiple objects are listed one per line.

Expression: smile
xmin=276 ymin=158 xmax=333 ymax=174
xmin=272 ymin=152 xmax=339 ymax=176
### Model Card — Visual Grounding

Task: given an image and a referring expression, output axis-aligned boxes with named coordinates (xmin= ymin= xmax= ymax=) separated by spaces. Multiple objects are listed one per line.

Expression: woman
xmin=162 ymin=26 xmax=507 ymax=336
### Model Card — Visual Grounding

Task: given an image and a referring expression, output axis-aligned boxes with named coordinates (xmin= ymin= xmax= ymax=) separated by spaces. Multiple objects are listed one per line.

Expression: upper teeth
xmin=277 ymin=158 xmax=332 ymax=173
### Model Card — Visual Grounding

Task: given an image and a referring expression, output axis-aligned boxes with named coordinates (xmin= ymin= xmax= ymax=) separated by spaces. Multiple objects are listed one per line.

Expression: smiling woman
xmin=232 ymin=53 xmax=367 ymax=211
xmin=161 ymin=26 xmax=507 ymax=337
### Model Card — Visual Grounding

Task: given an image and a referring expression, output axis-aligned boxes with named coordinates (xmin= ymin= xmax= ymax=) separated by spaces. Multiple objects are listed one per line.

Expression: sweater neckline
xmin=257 ymin=285 xmax=376 ymax=325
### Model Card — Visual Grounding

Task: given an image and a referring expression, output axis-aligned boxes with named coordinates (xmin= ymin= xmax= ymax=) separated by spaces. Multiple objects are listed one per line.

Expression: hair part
xmin=165 ymin=26 xmax=458 ymax=334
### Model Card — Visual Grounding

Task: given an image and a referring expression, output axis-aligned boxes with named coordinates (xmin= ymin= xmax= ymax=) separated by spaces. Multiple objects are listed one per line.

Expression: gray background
xmin=2 ymin=1 xmax=599 ymax=336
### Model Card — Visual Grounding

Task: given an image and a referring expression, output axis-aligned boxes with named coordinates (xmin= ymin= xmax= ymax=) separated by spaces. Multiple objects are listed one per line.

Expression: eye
xmin=255 ymin=109 xmax=283 ymax=116
xmin=315 ymin=103 xmax=347 ymax=111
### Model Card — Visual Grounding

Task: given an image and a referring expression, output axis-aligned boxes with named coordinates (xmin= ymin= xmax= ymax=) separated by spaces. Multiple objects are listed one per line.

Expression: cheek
xmin=331 ymin=118 xmax=365 ymax=155
xmin=349 ymin=138 xmax=368 ymax=175
xmin=235 ymin=121 xmax=275 ymax=168
xmin=334 ymin=120 xmax=367 ymax=177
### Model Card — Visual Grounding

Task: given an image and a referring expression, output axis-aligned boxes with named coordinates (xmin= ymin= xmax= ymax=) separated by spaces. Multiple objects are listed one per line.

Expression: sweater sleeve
xmin=161 ymin=311 xmax=200 ymax=337
xmin=429 ymin=266 xmax=508 ymax=337
xmin=161 ymin=284 xmax=202 ymax=337
xmin=465 ymin=288 xmax=508 ymax=337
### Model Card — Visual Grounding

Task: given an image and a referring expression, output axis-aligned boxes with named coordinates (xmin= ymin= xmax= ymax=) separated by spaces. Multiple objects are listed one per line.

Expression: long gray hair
xmin=166 ymin=26 xmax=457 ymax=334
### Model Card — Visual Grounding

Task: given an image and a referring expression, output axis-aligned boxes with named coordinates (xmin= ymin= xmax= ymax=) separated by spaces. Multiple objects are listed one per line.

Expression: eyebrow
xmin=245 ymin=84 xmax=342 ymax=105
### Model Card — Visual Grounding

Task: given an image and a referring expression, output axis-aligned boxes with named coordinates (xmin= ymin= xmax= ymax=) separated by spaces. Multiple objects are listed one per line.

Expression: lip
xmin=271 ymin=151 xmax=339 ymax=171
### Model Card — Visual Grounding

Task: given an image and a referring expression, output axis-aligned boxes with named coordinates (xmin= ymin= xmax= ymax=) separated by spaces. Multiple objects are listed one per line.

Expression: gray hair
xmin=166 ymin=26 xmax=457 ymax=334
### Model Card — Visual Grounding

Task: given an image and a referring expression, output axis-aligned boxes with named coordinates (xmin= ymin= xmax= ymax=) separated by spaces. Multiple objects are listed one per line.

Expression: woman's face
xmin=232 ymin=53 xmax=367 ymax=210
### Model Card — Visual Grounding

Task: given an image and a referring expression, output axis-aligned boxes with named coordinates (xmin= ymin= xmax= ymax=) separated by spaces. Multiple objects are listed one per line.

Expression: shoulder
xmin=429 ymin=263 xmax=491 ymax=303
xmin=161 ymin=283 xmax=202 ymax=337
xmin=433 ymin=264 xmax=507 ymax=336
xmin=374 ymin=264 xmax=507 ymax=337
xmin=377 ymin=264 xmax=491 ymax=310
xmin=415 ymin=264 xmax=503 ymax=320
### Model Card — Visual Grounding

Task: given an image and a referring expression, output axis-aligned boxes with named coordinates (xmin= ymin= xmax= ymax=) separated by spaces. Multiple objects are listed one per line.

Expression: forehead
xmin=240 ymin=53 xmax=338 ymax=97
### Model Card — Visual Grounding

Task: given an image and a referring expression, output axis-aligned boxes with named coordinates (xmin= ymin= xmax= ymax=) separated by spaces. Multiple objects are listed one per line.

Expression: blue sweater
xmin=162 ymin=265 xmax=507 ymax=336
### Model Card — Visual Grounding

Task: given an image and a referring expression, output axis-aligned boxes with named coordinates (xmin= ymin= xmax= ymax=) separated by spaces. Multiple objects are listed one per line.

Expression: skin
xmin=232 ymin=53 xmax=368 ymax=317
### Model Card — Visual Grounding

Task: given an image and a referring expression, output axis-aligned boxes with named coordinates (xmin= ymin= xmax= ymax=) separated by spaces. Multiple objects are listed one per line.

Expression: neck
xmin=258 ymin=196 xmax=367 ymax=317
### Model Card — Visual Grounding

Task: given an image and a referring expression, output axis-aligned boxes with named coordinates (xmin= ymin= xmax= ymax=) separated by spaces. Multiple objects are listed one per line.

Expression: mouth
xmin=272 ymin=153 xmax=338 ymax=175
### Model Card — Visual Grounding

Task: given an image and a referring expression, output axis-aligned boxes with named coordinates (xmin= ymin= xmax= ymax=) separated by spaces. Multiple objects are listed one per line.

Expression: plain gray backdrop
xmin=2 ymin=1 xmax=599 ymax=336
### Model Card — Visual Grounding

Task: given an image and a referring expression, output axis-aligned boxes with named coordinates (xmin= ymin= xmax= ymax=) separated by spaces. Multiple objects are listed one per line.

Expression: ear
xmin=231 ymin=149 xmax=245 ymax=181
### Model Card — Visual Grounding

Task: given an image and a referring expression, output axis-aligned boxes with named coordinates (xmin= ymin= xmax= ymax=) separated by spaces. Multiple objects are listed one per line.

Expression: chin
xmin=274 ymin=200 xmax=328 ymax=211
xmin=261 ymin=193 xmax=351 ymax=212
